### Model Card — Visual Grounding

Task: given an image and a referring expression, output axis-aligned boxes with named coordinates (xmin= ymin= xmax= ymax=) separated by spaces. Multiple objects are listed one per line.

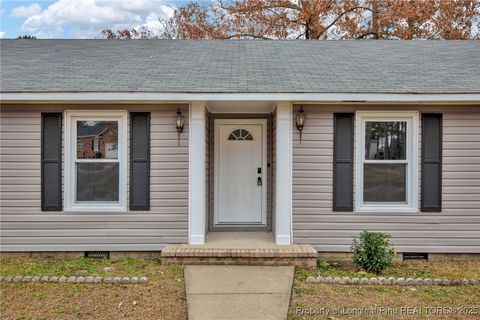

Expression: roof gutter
xmin=1 ymin=92 xmax=480 ymax=105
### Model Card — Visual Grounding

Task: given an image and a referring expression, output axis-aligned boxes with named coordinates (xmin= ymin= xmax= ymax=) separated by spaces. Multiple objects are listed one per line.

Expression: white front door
xmin=214 ymin=119 xmax=267 ymax=225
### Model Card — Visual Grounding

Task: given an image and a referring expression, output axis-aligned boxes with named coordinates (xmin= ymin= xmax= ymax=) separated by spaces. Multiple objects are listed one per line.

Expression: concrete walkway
xmin=184 ymin=265 xmax=295 ymax=320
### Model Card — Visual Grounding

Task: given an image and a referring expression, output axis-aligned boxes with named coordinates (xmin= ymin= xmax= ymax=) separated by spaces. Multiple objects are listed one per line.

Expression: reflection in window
xmin=228 ymin=129 xmax=253 ymax=141
xmin=76 ymin=121 xmax=118 ymax=159
xmin=365 ymin=121 xmax=406 ymax=160
xmin=75 ymin=120 xmax=120 ymax=204
xmin=77 ymin=140 xmax=84 ymax=152
xmin=356 ymin=112 xmax=417 ymax=211
xmin=93 ymin=138 xmax=100 ymax=152
xmin=363 ymin=120 xmax=408 ymax=204
xmin=76 ymin=163 xmax=119 ymax=201
xmin=364 ymin=164 xmax=406 ymax=202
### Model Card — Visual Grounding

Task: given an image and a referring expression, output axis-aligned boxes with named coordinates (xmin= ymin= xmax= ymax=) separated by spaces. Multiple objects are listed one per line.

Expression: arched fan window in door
xmin=228 ymin=129 xmax=253 ymax=141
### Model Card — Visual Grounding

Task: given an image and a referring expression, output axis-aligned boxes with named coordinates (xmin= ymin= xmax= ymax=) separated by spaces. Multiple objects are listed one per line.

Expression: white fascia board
xmin=1 ymin=92 xmax=480 ymax=104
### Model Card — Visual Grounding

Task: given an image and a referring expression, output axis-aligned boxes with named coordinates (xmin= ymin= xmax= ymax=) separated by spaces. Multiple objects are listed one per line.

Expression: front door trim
xmin=214 ymin=118 xmax=268 ymax=227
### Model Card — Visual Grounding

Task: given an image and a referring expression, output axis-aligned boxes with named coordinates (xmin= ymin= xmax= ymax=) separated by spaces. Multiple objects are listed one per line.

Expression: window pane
xmin=76 ymin=163 xmax=119 ymax=202
xmin=77 ymin=121 xmax=118 ymax=159
xmin=365 ymin=121 xmax=406 ymax=160
xmin=364 ymin=164 xmax=406 ymax=202
xmin=228 ymin=129 xmax=253 ymax=141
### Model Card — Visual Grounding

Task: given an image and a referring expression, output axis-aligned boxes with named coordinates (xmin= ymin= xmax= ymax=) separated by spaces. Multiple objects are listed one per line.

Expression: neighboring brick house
xmin=77 ymin=122 xmax=118 ymax=159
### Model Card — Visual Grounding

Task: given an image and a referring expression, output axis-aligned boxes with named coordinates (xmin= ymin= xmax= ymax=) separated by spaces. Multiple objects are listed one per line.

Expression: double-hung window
xmin=355 ymin=111 xmax=418 ymax=212
xmin=65 ymin=111 xmax=127 ymax=212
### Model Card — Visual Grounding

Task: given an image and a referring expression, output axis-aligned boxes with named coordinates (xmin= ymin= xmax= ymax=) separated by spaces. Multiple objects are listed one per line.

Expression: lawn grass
xmin=0 ymin=257 xmax=187 ymax=320
xmin=0 ymin=256 xmax=159 ymax=278
xmin=2 ymin=257 xmax=479 ymax=319
xmin=290 ymin=260 xmax=480 ymax=320
xmin=301 ymin=260 xmax=480 ymax=280
xmin=290 ymin=282 xmax=480 ymax=320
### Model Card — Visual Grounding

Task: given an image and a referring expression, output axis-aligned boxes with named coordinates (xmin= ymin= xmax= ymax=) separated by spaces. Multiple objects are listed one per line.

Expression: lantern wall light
xmin=296 ymin=105 xmax=306 ymax=143
xmin=175 ymin=108 xmax=184 ymax=146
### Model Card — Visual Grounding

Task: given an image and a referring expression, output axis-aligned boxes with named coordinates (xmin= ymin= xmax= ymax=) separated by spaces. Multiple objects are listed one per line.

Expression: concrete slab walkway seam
xmin=185 ymin=265 xmax=294 ymax=320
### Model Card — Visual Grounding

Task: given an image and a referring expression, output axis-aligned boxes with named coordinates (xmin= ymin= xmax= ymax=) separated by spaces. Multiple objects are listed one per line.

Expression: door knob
xmin=257 ymin=177 xmax=262 ymax=186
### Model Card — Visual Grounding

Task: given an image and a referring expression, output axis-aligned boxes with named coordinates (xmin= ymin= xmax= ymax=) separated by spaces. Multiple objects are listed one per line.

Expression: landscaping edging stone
xmin=0 ymin=275 xmax=148 ymax=284
xmin=306 ymin=275 xmax=479 ymax=286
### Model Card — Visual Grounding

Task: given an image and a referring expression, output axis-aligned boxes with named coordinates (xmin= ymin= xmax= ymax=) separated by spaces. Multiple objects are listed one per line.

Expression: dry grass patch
xmin=0 ymin=257 xmax=187 ymax=320
xmin=0 ymin=257 xmax=159 ymax=278
xmin=309 ymin=260 xmax=480 ymax=280
xmin=290 ymin=283 xmax=480 ymax=320
xmin=290 ymin=261 xmax=480 ymax=320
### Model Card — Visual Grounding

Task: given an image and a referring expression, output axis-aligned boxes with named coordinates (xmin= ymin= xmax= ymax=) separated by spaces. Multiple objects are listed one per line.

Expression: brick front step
xmin=161 ymin=245 xmax=318 ymax=269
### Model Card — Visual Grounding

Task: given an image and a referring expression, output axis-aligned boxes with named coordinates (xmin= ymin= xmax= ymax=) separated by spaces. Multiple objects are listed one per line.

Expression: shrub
xmin=351 ymin=231 xmax=396 ymax=273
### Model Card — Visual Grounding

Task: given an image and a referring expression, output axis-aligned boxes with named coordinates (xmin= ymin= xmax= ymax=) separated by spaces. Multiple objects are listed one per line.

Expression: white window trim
xmin=93 ymin=137 xmax=100 ymax=152
xmin=355 ymin=111 xmax=419 ymax=213
xmin=65 ymin=110 xmax=128 ymax=212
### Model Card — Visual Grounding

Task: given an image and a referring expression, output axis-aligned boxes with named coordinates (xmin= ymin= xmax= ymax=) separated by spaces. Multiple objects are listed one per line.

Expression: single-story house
xmin=1 ymin=40 xmax=479 ymax=260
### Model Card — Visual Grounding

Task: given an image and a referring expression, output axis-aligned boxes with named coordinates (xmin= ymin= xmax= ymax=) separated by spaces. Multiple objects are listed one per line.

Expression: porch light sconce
xmin=296 ymin=105 xmax=306 ymax=143
xmin=175 ymin=108 xmax=184 ymax=147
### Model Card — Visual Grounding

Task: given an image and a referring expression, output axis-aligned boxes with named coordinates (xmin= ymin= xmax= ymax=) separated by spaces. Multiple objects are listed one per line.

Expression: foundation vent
xmin=403 ymin=252 xmax=428 ymax=261
xmin=85 ymin=251 xmax=110 ymax=259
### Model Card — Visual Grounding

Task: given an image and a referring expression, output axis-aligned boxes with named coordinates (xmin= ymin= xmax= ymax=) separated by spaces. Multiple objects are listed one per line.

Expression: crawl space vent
xmin=403 ymin=252 xmax=428 ymax=261
xmin=85 ymin=251 xmax=110 ymax=259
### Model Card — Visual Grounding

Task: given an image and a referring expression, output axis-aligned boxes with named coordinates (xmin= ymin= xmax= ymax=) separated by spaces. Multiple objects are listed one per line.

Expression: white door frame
xmin=214 ymin=119 xmax=268 ymax=227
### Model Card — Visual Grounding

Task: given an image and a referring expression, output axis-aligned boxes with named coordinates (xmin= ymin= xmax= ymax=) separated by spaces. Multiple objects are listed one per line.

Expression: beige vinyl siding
xmin=0 ymin=104 xmax=189 ymax=251
xmin=292 ymin=105 xmax=480 ymax=253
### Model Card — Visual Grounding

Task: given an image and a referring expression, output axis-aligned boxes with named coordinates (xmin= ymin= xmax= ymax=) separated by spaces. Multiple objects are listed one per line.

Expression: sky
xmin=0 ymin=0 xmax=191 ymax=39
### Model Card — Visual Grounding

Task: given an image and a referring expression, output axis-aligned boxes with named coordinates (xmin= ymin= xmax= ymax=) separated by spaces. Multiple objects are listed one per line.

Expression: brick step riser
xmin=162 ymin=257 xmax=317 ymax=268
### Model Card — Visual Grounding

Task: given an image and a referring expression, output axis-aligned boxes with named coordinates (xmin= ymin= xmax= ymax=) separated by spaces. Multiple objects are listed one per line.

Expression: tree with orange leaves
xmin=348 ymin=0 xmax=480 ymax=39
xmin=102 ymin=0 xmax=480 ymax=40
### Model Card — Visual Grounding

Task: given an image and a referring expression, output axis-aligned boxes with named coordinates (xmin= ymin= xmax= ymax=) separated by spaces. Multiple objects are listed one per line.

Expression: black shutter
xmin=130 ymin=112 xmax=150 ymax=210
xmin=421 ymin=113 xmax=442 ymax=212
xmin=333 ymin=113 xmax=354 ymax=211
xmin=41 ymin=113 xmax=62 ymax=211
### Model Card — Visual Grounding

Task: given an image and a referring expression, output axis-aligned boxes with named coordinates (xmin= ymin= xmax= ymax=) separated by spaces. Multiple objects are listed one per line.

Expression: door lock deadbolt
xmin=257 ymin=177 xmax=262 ymax=186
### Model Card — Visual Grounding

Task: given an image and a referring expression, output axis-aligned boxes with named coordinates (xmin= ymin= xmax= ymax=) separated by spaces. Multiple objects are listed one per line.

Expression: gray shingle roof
xmin=1 ymin=39 xmax=479 ymax=94
xmin=77 ymin=121 xmax=114 ymax=137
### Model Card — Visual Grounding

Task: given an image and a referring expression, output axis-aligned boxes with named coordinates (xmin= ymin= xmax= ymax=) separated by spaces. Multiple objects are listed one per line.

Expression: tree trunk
xmin=372 ymin=0 xmax=379 ymax=39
